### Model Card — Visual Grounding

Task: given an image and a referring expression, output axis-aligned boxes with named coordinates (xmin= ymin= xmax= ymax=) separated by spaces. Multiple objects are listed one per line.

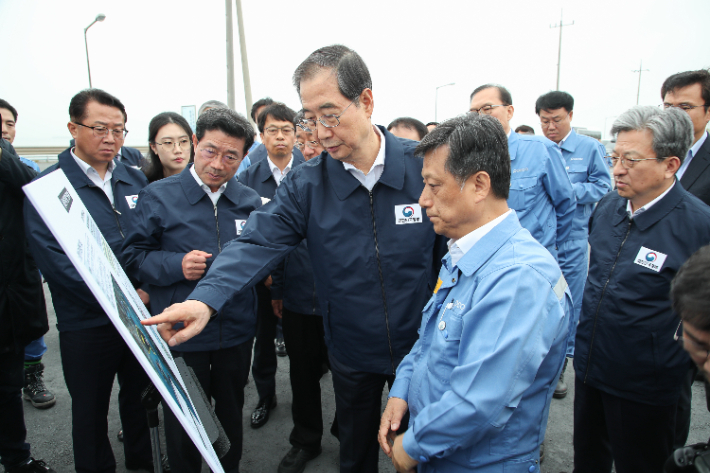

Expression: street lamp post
xmin=435 ymin=82 xmax=455 ymax=122
xmin=84 ymin=14 xmax=106 ymax=88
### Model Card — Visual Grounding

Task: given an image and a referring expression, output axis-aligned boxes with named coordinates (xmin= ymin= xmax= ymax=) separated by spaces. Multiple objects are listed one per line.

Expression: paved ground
xmin=21 ymin=283 xmax=710 ymax=473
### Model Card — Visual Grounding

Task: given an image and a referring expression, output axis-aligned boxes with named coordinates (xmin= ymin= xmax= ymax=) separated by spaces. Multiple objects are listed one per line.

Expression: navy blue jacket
xmin=190 ymin=126 xmax=447 ymax=375
xmin=118 ymin=146 xmax=144 ymax=167
xmin=271 ymin=240 xmax=320 ymax=316
xmin=247 ymin=143 xmax=304 ymax=164
xmin=575 ymin=182 xmax=710 ymax=405
xmin=121 ymin=165 xmax=262 ymax=352
xmin=24 ymin=149 xmax=148 ymax=332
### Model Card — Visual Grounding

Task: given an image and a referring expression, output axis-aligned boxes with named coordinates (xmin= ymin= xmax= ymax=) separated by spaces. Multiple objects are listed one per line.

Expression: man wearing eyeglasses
xmin=534 ymin=91 xmax=612 ymax=399
xmin=236 ymin=103 xmax=303 ymax=431
xmin=142 ymin=44 xmax=446 ymax=473
xmin=23 ymin=89 xmax=155 ymax=473
xmin=572 ymin=106 xmax=710 ymax=472
xmin=122 ymin=108 xmax=261 ymax=473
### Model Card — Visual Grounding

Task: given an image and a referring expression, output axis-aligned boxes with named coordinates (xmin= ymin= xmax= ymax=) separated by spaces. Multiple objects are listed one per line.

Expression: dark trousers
xmin=573 ymin=376 xmax=676 ymax=473
xmin=164 ymin=340 xmax=251 ymax=473
xmin=282 ymin=309 xmax=329 ymax=452
xmin=674 ymin=365 xmax=697 ymax=449
xmin=329 ymin=353 xmax=407 ymax=473
xmin=60 ymin=324 xmax=152 ymax=473
xmin=0 ymin=349 xmax=30 ymax=469
xmin=252 ymin=284 xmax=277 ymax=400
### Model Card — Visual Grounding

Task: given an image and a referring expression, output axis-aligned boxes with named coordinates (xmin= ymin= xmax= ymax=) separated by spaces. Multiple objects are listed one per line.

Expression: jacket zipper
xmin=584 ymin=219 xmax=632 ymax=383
xmin=369 ymin=189 xmax=395 ymax=375
xmin=214 ymin=202 xmax=222 ymax=346
xmin=112 ymin=205 xmax=124 ymax=239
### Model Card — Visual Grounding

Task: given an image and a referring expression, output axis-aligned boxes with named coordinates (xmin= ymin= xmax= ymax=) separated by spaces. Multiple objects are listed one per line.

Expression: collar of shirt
xmin=558 ymin=129 xmax=573 ymax=148
xmin=190 ymin=163 xmax=227 ymax=205
xmin=678 ymin=131 xmax=708 ymax=180
xmin=342 ymin=125 xmax=386 ymax=191
xmin=267 ymin=154 xmax=294 ymax=186
xmin=626 ymin=179 xmax=675 ymax=219
xmin=70 ymin=147 xmax=116 ymax=205
xmin=447 ymin=209 xmax=513 ymax=267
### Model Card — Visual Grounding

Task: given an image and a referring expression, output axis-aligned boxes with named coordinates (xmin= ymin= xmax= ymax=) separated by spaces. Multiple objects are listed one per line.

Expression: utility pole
xmin=632 ymin=60 xmax=649 ymax=105
xmin=225 ymin=0 xmax=236 ymax=110
xmin=550 ymin=10 xmax=574 ymax=91
xmin=235 ymin=0 xmax=253 ymax=122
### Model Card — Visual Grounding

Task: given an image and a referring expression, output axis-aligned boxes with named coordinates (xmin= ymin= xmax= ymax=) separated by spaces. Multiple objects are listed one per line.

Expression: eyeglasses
xmin=74 ymin=123 xmax=128 ymax=139
xmin=294 ymin=141 xmax=321 ymax=151
xmin=540 ymin=116 xmax=568 ymax=127
xmin=470 ymin=104 xmax=507 ymax=115
xmin=674 ymin=321 xmax=710 ymax=361
xmin=661 ymin=103 xmax=708 ymax=112
xmin=197 ymin=146 xmax=241 ymax=164
xmin=605 ymin=155 xmax=668 ymax=169
xmin=264 ymin=126 xmax=295 ymax=137
xmin=298 ymin=98 xmax=357 ymax=132
xmin=155 ymin=139 xmax=191 ymax=150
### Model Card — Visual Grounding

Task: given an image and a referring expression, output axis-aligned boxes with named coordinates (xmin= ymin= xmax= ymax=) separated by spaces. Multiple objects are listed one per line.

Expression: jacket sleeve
xmin=542 ymin=144 xmax=576 ymax=248
xmin=401 ymin=264 xmax=568 ymax=462
xmin=121 ymin=190 xmax=186 ymax=287
xmin=188 ymin=171 xmax=307 ymax=312
xmin=0 ymin=141 xmax=37 ymax=194
xmin=573 ymin=142 xmax=612 ymax=205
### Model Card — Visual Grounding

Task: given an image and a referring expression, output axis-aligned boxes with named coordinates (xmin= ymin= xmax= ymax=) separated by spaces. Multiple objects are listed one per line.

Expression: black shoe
xmin=126 ymin=455 xmax=170 ymax=473
xmin=275 ymin=338 xmax=287 ymax=357
xmin=117 ymin=429 xmax=124 ymax=442
xmin=277 ymin=447 xmax=322 ymax=473
xmin=251 ymin=395 xmax=277 ymax=428
xmin=553 ymin=358 xmax=569 ymax=399
xmin=7 ymin=458 xmax=56 ymax=473
xmin=23 ymin=363 xmax=56 ymax=409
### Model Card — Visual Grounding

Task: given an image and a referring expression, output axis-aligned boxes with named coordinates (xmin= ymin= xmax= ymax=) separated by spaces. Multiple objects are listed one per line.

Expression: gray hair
xmin=292 ymin=45 xmax=372 ymax=104
xmin=415 ymin=113 xmax=511 ymax=199
xmin=198 ymin=100 xmax=229 ymax=117
xmin=610 ymin=106 xmax=693 ymax=163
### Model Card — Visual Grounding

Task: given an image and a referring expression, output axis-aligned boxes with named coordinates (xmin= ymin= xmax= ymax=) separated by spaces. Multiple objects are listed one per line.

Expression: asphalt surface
xmin=21 ymin=283 xmax=710 ymax=473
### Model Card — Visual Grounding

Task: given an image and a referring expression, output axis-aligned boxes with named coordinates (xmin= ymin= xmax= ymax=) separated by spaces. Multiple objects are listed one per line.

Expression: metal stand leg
xmin=141 ymin=384 xmax=163 ymax=473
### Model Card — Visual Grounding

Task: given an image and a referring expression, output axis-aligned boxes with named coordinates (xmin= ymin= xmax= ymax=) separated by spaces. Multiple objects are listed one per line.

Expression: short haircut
xmin=293 ymin=45 xmax=372 ymax=104
xmin=0 ymin=99 xmax=18 ymax=121
xmin=251 ymin=97 xmax=275 ymax=122
xmin=515 ymin=125 xmax=535 ymax=135
xmin=198 ymin=100 xmax=229 ymax=117
xmin=535 ymin=91 xmax=574 ymax=114
xmin=387 ymin=117 xmax=428 ymax=140
xmin=426 ymin=122 xmax=438 ymax=127
xmin=144 ymin=111 xmax=195 ymax=183
xmin=415 ymin=113 xmax=511 ymax=199
xmin=257 ymin=103 xmax=297 ymax=134
xmin=69 ymin=89 xmax=127 ymax=123
xmin=610 ymin=106 xmax=693 ymax=164
xmin=195 ymin=108 xmax=254 ymax=155
xmin=469 ymin=84 xmax=513 ymax=106
xmin=661 ymin=69 xmax=710 ymax=109
xmin=672 ymin=245 xmax=710 ymax=331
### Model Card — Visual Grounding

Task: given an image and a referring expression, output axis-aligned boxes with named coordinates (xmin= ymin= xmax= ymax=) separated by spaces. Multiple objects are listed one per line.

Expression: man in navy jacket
xmin=122 ymin=108 xmax=261 ymax=473
xmin=574 ymin=106 xmax=710 ymax=472
xmin=24 ymin=89 xmax=153 ymax=473
xmin=144 ymin=45 xmax=446 ymax=473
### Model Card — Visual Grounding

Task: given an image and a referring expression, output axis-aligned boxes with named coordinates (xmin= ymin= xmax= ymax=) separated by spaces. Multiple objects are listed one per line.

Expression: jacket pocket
xmin=508 ymin=177 xmax=539 ymax=212
xmin=426 ymin=310 xmax=464 ymax=384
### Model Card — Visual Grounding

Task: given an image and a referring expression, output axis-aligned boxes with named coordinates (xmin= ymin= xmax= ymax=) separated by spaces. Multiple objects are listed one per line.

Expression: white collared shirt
xmin=71 ymin=148 xmax=115 ymax=205
xmin=342 ymin=125 xmax=386 ymax=192
xmin=190 ymin=164 xmax=227 ymax=205
xmin=626 ymin=180 xmax=675 ymax=220
xmin=677 ymin=131 xmax=708 ymax=180
xmin=558 ymin=130 xmax=573 ymax=148
xmin=267 ymin=154 xmax=294 ymax=187
xmin=447 ymin=210 xmax=513 ymax=267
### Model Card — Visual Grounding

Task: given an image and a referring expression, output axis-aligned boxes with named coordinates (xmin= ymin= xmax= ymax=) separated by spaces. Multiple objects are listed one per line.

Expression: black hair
xmin=387 ymin=117 xmax=428 ymax=140
xmin=257 ymin=103 xmax=297 ymax=134
xmin=672 ymin=245 xmax=710 ymax=331
xmin=470 ymin=84 xmax=513 ymax=106
xmin=69 ymin=88 xmax=127 ymax=123
xmin=251 ymin=97 xmax=275 ymax=122
xmin=425 ymin=122 xmax=438 ymax=127
xmin=142 ymin=112 xmax=195 ymax=183
xmin=415 ymin=113 xmax=511 ymax=199
xmin=515 ymin=125 xmax=535 ymax=135
xmin=195 ymin=108 xmax=254 ymax=155
xmin=0 ymin=99 xmax=18 ymax=121
xmin=661 ymin=69 xmax=710 ymax=108
xmin=535 ymin=91 xmax=574 ymax=115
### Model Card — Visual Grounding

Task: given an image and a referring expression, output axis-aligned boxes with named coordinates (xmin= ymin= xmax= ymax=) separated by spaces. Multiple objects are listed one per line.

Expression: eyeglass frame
xmin=73 ymin=122 xmax=128 ymax=139
xmin=294 ymin=140 xmax=321 ymax=151
xmin=660 ymin=103 xmax=709 ymax=112
xmin=470 ymin=104 xmax=508 ymax=115
xmin=674 ymin=321 xmax=710 ymax=361
xmin=154 ymin=138 xmax=191 ymax=150
xmin=195 ymin=142 xmax=242 ymax=164
xmin=298 ymin=98 xmax=358 ymax=132
xmin=263 ymin=125 xmax=296 ymax=137
xmin=605 ymin=154 xmax=669 ymax=169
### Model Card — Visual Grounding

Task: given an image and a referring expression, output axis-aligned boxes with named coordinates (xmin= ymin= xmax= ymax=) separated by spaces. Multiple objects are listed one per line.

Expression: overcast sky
xmin=1 ymin=0 xmax=708 ymax=148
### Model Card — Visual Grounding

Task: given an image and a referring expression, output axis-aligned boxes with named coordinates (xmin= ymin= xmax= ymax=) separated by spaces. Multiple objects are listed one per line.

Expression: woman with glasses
xmin=142 ymin=112 xmax=194 ymax=183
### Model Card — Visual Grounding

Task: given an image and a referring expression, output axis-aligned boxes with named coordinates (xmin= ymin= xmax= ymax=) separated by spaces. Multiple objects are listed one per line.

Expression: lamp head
xmin=96 ymin=14 xmax=106 ymax=22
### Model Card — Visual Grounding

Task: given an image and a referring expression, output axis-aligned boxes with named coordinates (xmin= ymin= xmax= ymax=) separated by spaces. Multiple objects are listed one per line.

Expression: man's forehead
xmin=0 ymin=108 xmax=13 ymax=122
xmin=471 ymin=87 xmax=501 ymax=105
xmin=540 ymin=108 xmax=568 ymax=117
xmin=664 ymin=83 xmax=703 ymax=102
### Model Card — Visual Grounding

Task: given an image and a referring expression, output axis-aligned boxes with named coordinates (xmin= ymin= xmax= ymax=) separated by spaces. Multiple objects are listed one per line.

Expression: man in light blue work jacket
xmin=536 ymin=91 xmax=611 ymax=397
xmin=378 ymin=114 xmax=572 ymax=473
